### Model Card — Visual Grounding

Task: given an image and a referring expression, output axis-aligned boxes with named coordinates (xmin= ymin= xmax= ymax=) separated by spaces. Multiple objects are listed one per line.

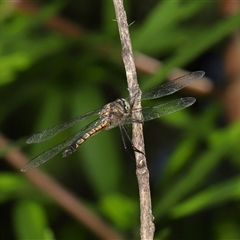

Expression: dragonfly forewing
xmin=27 ymin=109 xmax=101 ymax=144
xmin=21 ymin=118 xmax=103 ymax=172
xmin=141 ymin=71 xmax=204 ymax=101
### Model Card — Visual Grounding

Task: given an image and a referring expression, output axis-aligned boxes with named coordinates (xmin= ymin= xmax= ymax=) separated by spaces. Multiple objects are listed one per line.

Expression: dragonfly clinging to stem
xmin=21 ymin=71 xmax=205 ymax=172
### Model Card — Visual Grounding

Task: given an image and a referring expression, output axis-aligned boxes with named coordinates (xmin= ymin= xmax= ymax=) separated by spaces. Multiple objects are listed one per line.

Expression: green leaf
xmin=170 ymin=176 xmax=240 ymax=218
xmin=0 ymin=173 xmax=25 ymax=202
xmin=133 ymin=1 xmax=206 ymax=52
xmin=141 ymin=12 xmax=240 ymax=88
xmin=99 ymin=193 xmax=138 ymax=230
xmin=13 ymin=200 xmax=54 ymax=240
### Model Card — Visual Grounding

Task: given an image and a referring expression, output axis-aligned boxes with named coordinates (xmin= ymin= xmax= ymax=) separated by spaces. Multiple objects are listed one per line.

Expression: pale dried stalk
xmin=112 ymin=0 xmax=155 ymax=239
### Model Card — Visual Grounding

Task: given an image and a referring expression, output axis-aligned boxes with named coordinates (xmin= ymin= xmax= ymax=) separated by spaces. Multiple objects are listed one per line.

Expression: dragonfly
xmin=21 ymin=71 xmax=205 ymax=172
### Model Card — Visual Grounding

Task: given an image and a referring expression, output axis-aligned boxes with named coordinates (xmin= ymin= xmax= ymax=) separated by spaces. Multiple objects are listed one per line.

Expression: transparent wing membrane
xmin=141 ymin=71 xmax=204 ymax=101
xmin=23 ymin=71 xmax=205 ymax=171
xmin=124 ymin=97 xmax=196 ymax=124
xmin=22 ymin=119 xmax=103 ymax=171
xmin=142 ymin=97 xmax=195 ymax=121
xmin=27 ymin=109 xmax=101 ymax=143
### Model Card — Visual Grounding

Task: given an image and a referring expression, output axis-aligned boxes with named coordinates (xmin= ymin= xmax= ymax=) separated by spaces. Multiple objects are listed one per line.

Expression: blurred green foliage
xmin=1 ymin=0 xmax=240 ymax=239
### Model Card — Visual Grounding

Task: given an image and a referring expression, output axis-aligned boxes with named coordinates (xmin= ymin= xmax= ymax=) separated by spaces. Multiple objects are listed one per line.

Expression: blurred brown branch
xmin=0 ymin=134 xmax=124 ymax=240
xmin=15 ymin=0 xmax=84 ymax=37
xmin=220 ymin=0 xmax=240 ymax=122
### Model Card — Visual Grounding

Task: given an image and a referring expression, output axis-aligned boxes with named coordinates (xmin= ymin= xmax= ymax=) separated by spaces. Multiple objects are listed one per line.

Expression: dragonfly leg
xmin=120 ymin=125 xmax=145 ymax=157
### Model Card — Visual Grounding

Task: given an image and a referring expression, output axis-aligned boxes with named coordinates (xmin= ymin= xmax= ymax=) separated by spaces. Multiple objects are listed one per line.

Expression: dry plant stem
xmin=0 ymin=134 xmax=123 ymax=240
xmin=113 ymin=0 xmax=155 ymax=239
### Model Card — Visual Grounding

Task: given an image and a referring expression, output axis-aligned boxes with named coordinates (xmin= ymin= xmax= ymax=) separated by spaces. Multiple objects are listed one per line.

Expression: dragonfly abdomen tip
xmin=62 ymin=148 xmax=75 ymax=157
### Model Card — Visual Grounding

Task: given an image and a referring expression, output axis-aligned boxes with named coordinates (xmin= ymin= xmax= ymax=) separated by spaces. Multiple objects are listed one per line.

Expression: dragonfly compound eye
xmin=121 ymin=98 xmax=131 ymax=114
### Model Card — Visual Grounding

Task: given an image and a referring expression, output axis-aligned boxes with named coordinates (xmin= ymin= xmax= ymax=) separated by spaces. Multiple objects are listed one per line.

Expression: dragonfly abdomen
xmin=62 ymin=122 xmax=108 ymax=157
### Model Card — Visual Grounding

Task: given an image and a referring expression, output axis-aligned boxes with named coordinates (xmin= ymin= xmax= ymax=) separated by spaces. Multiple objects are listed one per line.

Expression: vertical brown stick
xmin=112 ymin=0 xmax=155 ymax=239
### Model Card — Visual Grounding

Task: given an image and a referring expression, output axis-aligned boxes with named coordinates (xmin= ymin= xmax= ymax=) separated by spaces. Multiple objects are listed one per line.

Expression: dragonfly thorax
xmin=99 ymin=98 xmax=131 ymax=130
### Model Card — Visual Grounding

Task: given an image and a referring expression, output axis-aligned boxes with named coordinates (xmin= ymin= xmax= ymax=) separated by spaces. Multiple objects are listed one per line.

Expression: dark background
xmin=1 ymin=0 xmax=240 ymax=239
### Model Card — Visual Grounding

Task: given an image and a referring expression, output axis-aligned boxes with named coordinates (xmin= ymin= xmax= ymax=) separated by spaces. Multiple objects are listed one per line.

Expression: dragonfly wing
xmin=21 ymin=119 xmax=103 ymax=172
xmin=27 ymin=108 xmax=101 ymax=144
xmin=141 ymin=71 xmax=204 ymax=101
xmin=123 ymin=97 xmax=195 ymax=124
xmin=141 ymin=97 xmax=196 ymax=122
